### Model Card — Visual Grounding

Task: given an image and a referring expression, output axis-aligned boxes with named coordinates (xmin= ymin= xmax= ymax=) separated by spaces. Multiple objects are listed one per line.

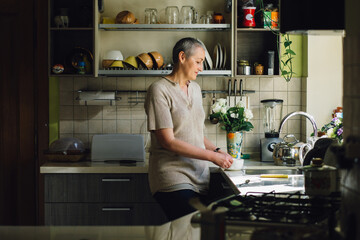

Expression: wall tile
xmin=245 ymin=133 xmax=260 ymax=148
xmin=73 ymin=134 xmax=89 ymax=148
xmin=131 ymin=109 xmax=146 ymax=120
xmin=74 ymin=120 xmax=88 ymax=133
xmin=131 ymin=77 xmax=146 ymax=90
xmin=259 ymin=78 xmax=274 ymax=91
xmin=204 ymin=120 xmax=217 ymax=134
xmin=288 ymin=119 xmax=301 ymax=134
xmin=117 ymin=78 xmax=131 ymax=90
xmin=288 ymin=92 xmax=301 ymax=106
xmin=117 ymin=108 xmax=131 ymax=119
xmin=260 ymin=92 xmax=274 ymax=101
xmin=145 ymin=77 xmax=158 ymax=89
xmin=117 ymin=120 xmax=131 ymax=134
xmin=59 ymin=77 xmax=73 ymax=91
xmin=74 ymin=106 xmax=88 ymax=120
xmin=245 ymin=77 xmax=260 ymax=92
xmin=87 ymin=78 xmax=102 ymax=90
xmin=88 ymin=106 xmax=103 ymax=120
xmin=202 ymin=77 xmax=217 ymax=90
xmin=195 ymin=76 xmax=203 ymax=88
xmin=131 ymin=119 xmax=147 ymax=134
xmin=59 ymin=91 xmax=74 ymax=106
xmin=103 ymin=120 xmax=117 ymax=133
xmin=74 ymin=77 xmax=88 ymax=91
xmin=59 ymin=106 xmax=73 ymax=120
xmin=251 ymin=106 xmax=261 ymax=120
xmin=102 ymin=77 xmax=117 ymax=90
xmin=206 ymin=133 xmax=217 ymax=146
xmin=88 ymin=120 xmax=103 ymax=133
xmin=288 ymin=77 xmax=302 ymax=91
xmin=216 ymin=77 xmax=228 ymax=90
xmin=248 ymin=92 xmax=260 ymax=107
xmin=216 ymin=131 xmax=227 ymax=149
xmin=273 ymin=77 xmax=287 ymax=91
xmin=273 ymin=91 xmax=288 ymax=106
xmin=103 ymin=106 xmax=117 ymax=120
xmin=59 ymin=120 xmax=73 ymax=133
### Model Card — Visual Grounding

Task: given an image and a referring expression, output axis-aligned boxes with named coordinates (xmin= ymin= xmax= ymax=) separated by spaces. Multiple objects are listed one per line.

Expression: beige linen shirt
xmin=144 ymin=77 xmax=210 ymax=195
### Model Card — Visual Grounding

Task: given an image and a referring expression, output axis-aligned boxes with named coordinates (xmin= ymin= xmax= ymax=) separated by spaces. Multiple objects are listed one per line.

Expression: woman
xmin=144 ymin=37 xmax=233 ymax=221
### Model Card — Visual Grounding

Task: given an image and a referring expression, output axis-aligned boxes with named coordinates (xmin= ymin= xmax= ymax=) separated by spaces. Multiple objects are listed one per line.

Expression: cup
xmin=199 ymin=15 xmax=211 ymax=24
xmin=145 ymin=8 xmax=158 ymax=24
xmin=165 ymin=6 xmax=179 ymax=24
xmin=180 ymin=6 xmax=196 ymax=24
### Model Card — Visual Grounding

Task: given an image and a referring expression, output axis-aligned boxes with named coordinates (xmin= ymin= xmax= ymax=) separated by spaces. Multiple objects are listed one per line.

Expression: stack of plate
xmin=197 ymin=39 xmax=227 ymax=70
xmin=212 ymin=43 xmax=226 ymax=70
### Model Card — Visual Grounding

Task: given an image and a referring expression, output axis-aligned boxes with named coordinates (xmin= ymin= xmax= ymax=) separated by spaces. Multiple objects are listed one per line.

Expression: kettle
xmin=273 ymin=134 xmax=311 ymax=166
xmin=273 ymin=111 xmax=318 ymax=166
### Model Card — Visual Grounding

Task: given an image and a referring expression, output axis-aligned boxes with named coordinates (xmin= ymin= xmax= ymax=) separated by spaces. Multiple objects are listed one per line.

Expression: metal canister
xmin=237 ymin=60 xmax=251 ymax=75
xmin=303 ymin=158 xmax=340 ymax=196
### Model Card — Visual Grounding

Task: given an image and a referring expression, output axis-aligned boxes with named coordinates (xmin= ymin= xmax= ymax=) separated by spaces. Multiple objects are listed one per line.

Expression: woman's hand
xmin=212 ymin=151 xmax=233 ymax=169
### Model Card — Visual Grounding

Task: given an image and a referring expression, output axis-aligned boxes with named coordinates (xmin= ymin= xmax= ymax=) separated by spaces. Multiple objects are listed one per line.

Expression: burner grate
xmin=213 ymin=191 xmax=341 ymax=225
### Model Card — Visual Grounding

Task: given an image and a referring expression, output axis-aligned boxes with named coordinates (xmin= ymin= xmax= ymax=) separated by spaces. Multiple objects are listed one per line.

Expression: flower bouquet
xmin=320 ymin=117 xmax=343 ymax=144
xmin=210 ymin=98 xmax=254 ymax=159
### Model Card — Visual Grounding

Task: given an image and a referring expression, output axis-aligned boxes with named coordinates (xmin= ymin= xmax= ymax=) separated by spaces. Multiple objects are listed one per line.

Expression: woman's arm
xmin=154 ymin=128 xmax=233 ymax=168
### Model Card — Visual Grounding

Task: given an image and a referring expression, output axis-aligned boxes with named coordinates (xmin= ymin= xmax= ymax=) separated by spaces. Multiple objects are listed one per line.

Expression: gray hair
xmin=172 ymin=37 xmax=205 ymax=65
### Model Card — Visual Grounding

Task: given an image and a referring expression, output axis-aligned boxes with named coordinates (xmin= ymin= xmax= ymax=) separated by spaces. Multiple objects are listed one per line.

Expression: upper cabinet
xmin=48 ymin=0 xmax=281 ymax=78
xmin=49 ymin=0 xmax=95 ymax=76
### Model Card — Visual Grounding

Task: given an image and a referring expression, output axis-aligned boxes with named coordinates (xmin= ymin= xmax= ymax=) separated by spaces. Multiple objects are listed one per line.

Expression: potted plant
xmin=210 ymin=98 xmax=254 ymax=159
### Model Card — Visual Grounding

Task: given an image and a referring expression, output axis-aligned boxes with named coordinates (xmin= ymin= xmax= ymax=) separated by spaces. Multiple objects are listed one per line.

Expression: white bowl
xmin=104 ymin=50 xmax=124 ymax=61
xmin=226 ymin=159 xmax=244 ymax=171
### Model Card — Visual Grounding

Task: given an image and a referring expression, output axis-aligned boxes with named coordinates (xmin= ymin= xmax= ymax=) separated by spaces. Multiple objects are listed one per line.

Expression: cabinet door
xmin=45 ymin=202 xmax=168 ymax=225
xmin=44 ymin=173 xmax=155 ymax=203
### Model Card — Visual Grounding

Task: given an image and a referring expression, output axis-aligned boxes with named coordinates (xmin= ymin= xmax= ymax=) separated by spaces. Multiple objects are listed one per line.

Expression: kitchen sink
xmin=242 ymin=168 xmax=303 ymax=175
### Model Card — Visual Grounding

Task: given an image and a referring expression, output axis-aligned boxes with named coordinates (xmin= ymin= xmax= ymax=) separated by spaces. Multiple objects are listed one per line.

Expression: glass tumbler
xmin=145 ymin=8 xmax=158 ymax=24
xmin=180 ymin=6 xmax=196 ymax=24
xmin=165 ymin=6 xmax=179 ymax=24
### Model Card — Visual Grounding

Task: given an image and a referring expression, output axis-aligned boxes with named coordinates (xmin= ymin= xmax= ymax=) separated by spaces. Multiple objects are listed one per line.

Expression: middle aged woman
xmin=144 ymin=37 xmax=233 ymax=221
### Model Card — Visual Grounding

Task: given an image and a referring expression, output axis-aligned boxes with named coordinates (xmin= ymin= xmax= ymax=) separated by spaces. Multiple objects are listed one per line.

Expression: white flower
xmin=334 ymin=118 xmax=341 ymax=126
xmin=326 ymin=128 xmax=336 ymax=138
xmin=217 ymin=98 xmax=227 ymax=106
xmin=220 ymin=106 xmax=227 ymax=114
xmin=236 ymin=100 xmax=246 ymax=108
xmin=243 ymin=109 xmax=253 ymax=120
xmin=211 ymin=102 xmax=222 ymax=113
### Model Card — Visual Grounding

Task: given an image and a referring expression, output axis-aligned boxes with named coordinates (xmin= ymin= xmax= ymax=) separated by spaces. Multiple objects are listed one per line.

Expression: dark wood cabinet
xmin=44 ymin=173 xmax=168 ymax=225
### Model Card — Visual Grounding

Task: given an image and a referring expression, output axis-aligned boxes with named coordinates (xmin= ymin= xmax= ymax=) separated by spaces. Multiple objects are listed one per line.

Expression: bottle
xmin=78 ymin=61 xmax=86 ymax=74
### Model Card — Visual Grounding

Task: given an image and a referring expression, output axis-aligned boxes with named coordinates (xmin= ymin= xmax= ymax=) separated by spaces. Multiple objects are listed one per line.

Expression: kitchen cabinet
xmin=234 ymin=0 xmax=280 ymax=76
xmin=48 ymin=0 xmax=281 ymax=78
xmin=44 ymin=173 xmax=168 ymax=225
xmin=48 ymin=0 xmax=95 ymax=76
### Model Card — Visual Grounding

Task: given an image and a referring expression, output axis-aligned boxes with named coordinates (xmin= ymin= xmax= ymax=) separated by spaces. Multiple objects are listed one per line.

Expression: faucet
xmin=278 ymin=111 xmax=318 ymax=137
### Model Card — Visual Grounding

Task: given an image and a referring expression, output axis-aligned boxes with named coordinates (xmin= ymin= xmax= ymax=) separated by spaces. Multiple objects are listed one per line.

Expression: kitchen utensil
xmin=144 ymin=8 xmax=158 ymax=24
xmin=303 ymin=157 xmax=340 ymax=196
xmin=213 ymin=44 xmax=220 ymax=69
xmin=260 ymin=99 xmax=283 ymax=162
xmin=196 ymin=38 xmax=213 ymax=69
xmin=222 ymin=45 xmax=226 ymax=68
xmin=218 ymin=43 xmax=223 ymax=69
xmin=272 ymin=134 xmax=310 ymax=166
xmin=148 ymin=51 xmax=164 ymax=69
xmin=165 ymin=6 xmax=179 ymax=24
xmin=109 ymin=60 xmax=124 ymax=68
xmin=123 ymin=56 xmax=138 ymax=69
xmin=180 ymin=6 xmax=196 ymax=24
xmin=115 ymin=11 xmax=136 ymax=24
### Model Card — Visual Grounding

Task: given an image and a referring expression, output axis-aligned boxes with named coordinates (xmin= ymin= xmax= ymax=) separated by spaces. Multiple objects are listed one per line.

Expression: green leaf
xmin=285 ymin=57 xmax=294 ymax=65
xmin=282 ymin=70 xmax=289 ymax=75
xmin=285 ymin=49 xmax=296 ymax=55
xmin=284 ymin=40 xmax=292 ymax=48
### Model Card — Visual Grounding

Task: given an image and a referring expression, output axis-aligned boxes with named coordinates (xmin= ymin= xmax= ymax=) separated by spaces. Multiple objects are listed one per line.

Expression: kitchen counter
xmin=40 ymin=158 xmax=300 ymax=174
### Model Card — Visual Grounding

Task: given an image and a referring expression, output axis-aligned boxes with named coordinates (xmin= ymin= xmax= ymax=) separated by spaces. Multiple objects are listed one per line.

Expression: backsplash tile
xmin=58 ymin=76 xmax=303 ymax=153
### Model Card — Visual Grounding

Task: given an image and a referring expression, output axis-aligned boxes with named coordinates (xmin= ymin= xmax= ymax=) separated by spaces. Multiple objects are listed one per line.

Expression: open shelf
xmin=99 ymin=24 xmax=231 ymax=31
xmin=98 ymin=69 xmax=231 ymax=77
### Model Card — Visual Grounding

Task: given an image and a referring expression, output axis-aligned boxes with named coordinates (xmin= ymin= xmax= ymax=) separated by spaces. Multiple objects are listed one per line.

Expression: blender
xmin=260 ymin=99 xmax=283 ymax=162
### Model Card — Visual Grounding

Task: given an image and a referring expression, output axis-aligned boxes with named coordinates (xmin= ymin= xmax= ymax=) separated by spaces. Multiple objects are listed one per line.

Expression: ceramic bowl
xmin=148 ymin=51 xmax=164 ymax=69
xmin=123 ymin=56 xmax=138 ymax=69
xmin=104 ymin=50 xmax=123 ymax=60
xmin=102 ymin=60 xmax=114 ymax=69
xmin=137 ymin=53 xmax=154 ymax=69
xmin=109 ymin=60 xmax=124 ymax=68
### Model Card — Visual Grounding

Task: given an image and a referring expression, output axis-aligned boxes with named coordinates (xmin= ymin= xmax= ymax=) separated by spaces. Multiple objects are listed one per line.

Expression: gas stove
xmin=192 ymin=191 xmax=342 ymax=240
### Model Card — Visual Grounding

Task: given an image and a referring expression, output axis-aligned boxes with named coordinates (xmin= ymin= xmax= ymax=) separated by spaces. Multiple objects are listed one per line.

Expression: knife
xmin=233 ymin=79 xmax=237 ymax=105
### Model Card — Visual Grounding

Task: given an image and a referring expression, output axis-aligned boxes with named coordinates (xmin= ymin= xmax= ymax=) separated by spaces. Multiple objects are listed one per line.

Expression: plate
xmin=222 ymin=45 xmax=227 ymax=68
xmin=213 ymin=44 xmax=220 ymax=69
xmin=217 ymin=43 xmax=223 ymax=69
xmin=197 ymin=38 xmax=213 ymax=70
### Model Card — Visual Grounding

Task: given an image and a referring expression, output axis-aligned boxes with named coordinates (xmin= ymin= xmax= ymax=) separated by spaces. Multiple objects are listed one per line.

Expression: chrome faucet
xmin=278 ymin=111 xmax=318 ymax=137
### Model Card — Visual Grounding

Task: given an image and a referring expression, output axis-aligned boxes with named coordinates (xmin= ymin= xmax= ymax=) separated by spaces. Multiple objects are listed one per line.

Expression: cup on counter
xmin=165 ymin=6 xmax=179 ymax=24
xmin=145 ymin=8 xmax=158 ymax=24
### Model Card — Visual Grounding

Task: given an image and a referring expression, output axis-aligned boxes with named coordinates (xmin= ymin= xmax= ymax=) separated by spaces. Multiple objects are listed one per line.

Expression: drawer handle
xmin=102 ymin=178 xmax=131 ymax=182
xmin=102 ymin=207 xmax=131 ymax=211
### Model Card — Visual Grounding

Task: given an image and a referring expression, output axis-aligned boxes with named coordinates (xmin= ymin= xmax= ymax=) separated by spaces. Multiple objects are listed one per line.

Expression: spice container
xmin=303 ymin=158 xmax=340 ymax=196
xmin=237 ymin=60 xmax=251 ymax=75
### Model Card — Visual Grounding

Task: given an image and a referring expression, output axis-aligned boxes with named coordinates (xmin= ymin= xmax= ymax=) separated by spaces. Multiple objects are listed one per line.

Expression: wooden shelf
xmin=50 ymin=27 xmax=94 ymax=31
